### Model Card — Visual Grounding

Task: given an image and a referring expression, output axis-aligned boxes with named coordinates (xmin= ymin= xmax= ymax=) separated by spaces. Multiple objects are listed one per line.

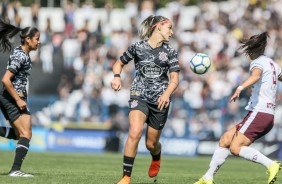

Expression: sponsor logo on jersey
xmin=267 ymin=103 xmax=276 ymax=110
xmin=141 ymin=62 xmax=163 ymax=78
xmin=159 ymin=52 xmax=168 ymax=61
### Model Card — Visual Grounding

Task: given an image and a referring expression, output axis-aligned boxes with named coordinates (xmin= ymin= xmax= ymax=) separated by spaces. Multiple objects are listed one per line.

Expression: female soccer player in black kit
xmin=0 ymin=20 xmax=40 ymax=177
xmin=111 ymin=15 xmax=180 ymax=184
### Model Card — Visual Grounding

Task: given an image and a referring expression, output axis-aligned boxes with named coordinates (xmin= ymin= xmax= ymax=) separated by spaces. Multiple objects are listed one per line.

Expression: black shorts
xmin=0 ymin=91 xmax=30 ymax=123
xmin=128 ymin=98 xmax=169 ymax=130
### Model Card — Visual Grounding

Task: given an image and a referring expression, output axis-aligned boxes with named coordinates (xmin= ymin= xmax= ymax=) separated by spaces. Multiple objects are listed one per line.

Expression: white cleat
xmin=8 ymin=170 xmax=34 ymax=177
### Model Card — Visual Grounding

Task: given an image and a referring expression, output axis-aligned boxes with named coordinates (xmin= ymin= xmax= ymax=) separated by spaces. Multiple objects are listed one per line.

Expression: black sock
xmin=151 ymin=151 xmax=161 ymax=161
xmin=11 ymin=137 xmax=30 ymax=171
xmin=123 ymin=156 xmax=135 ymax=177
xmin=0 ymin=127 xmax=17 ymax=140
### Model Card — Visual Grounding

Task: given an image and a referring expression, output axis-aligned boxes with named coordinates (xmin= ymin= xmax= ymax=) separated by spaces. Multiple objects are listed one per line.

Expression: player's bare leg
xmin=230 ymin=130 xmax=281 ymax=184
xmin=117 ymin=110 xmax=146 ymax=184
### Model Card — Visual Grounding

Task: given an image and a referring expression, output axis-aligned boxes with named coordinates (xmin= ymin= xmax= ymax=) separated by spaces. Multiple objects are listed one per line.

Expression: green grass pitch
xmin=0 ymin=150 xmax=279 ymax=184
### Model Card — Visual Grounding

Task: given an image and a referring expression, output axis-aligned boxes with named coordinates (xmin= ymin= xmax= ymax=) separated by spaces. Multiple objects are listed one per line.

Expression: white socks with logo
xmin=202 ymin=145 xmax=274 ymax=181
xmin=239 ymin=146 xmax=273 ymax=168
xmin=203 ymin=146 xmax=230 ymax=181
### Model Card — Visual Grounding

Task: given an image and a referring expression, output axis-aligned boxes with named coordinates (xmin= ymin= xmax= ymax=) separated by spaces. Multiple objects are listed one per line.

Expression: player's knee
xmin=219 ymin=135 xmax=231 ymax=148
xmin=229 ymin=145 xmax=240 ymax=156
xmin=146 ymin=143 xmax=153 ymax=151
xmin=18 ymin=129 xmax=32 ymax=140
xmin=145 ymin=142 xmax=157 ymax=151
xmin=128 ymin=129 xmax=142 ymax=141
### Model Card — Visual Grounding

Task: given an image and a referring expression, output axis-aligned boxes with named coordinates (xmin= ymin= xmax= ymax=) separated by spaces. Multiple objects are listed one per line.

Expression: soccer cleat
xmin=8 ymin=170 xmax=34 ymax=177
xmin=148 ymin=159 xmax=161 ymax=178
xmin=117 ymin=175 xmax=131 ymax=184
xmin=267 ymin=161 xmax=282 ymax=184
xmin=194 ymin=178 xmax=214 ymax=184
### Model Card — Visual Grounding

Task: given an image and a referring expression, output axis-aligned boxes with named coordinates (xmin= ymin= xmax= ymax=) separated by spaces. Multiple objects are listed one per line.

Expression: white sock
xmin=203 ymin=146 xmax=230 ymax=181
xmin=239 ymin=146 xmax=273 ymax=167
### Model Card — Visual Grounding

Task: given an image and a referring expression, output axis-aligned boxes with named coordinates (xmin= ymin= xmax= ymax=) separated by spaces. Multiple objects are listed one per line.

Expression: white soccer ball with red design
xmin=189 ymin=53 xmax=211 ymax=75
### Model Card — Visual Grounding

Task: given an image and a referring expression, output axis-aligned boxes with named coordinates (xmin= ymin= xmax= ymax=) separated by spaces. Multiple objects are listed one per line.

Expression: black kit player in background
xmin=111 ymin=15 xmax=180 ymax=184
xmin=0 ymin=20 xmax=40 ymax=177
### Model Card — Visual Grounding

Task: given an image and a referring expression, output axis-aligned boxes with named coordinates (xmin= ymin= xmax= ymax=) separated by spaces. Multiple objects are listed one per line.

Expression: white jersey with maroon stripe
xmin=245 ymin=55 xmax=282 ymax=115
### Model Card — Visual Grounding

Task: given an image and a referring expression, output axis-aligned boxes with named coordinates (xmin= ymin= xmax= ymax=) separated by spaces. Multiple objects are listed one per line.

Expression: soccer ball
xmin=189 ymin=53 xmax=211 ymax=75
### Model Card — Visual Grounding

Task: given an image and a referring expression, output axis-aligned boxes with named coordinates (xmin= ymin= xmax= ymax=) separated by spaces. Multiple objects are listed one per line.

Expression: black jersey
xmin=3 ymin=46 xmax=32 ymax=99
xmin=120 ymin=40 xmax=180 ymax=104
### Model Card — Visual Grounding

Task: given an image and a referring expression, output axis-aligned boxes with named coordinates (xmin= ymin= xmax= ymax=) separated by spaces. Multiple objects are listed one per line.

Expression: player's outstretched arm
xmin=230 ymin=68 xmax=262 ymax=102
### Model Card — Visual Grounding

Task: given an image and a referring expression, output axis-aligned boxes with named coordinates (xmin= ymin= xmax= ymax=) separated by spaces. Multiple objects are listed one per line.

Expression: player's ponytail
xmin=0 ymin=19 xmax=22 ymax=52
xmin=239 ymin=32 xmax=269 ymax=59
xmin=138 ymin=15 xmax=170 ymax=40
xmin=0 ymin=19 xmax=39 ymax=52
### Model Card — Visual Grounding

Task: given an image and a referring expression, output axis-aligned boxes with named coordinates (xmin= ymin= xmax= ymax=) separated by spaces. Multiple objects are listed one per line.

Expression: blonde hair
xmin=138 ymin=15 xmax=169 ymax=40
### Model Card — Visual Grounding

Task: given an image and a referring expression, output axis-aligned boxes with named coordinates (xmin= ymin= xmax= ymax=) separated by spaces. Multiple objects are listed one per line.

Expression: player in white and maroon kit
xmin=112 ymin=15 xmax=180 ymax=184
xmin=195 ymin=32 xmax=282 ymax=184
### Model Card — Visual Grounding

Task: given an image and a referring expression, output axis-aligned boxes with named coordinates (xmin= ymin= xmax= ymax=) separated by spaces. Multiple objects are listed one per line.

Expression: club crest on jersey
xmin=131 ymin=100 xmax=138 ymax=108
xmin=159 ymin=52 xmax=168 ymax=61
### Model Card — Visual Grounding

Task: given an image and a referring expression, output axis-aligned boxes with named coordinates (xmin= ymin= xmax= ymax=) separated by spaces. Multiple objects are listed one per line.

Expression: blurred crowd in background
xmin=1 ymin=0 xmax=282 ymax=141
